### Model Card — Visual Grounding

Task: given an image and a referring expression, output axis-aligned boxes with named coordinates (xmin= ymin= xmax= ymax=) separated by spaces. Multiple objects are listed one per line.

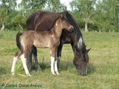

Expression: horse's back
xmin=26 ymin=10 xmax=60 ymax=31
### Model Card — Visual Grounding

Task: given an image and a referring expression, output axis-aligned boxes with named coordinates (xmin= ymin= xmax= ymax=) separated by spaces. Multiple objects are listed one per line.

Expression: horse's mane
xmin=62 ymin=11 xmax=82 ymax=37
xmin=62 ymin=11 xmax=86 ymax=48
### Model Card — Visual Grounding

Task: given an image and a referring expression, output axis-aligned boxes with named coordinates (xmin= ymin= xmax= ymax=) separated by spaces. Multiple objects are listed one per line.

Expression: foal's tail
xmin=16 ymin=32 xmax=23 ymax=51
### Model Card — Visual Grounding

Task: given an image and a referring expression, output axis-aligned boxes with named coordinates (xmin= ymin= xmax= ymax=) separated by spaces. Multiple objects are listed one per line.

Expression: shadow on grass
xmin=0 ymin=67 xmax=7 ymax=75
xmin=31 ymin=60 xmax=74 ymax=71
xmin=59 ymin=61 xmax=74 ymax=71
xmin=40 ymin=62 xmax=50 ymax=70
xmin=30 ymin=62 xmax=50 ymax=71
xmin=87 ymin=63 xmax=95 ymax=75
xmin=30 ymin=61 xmax=95 ymax=75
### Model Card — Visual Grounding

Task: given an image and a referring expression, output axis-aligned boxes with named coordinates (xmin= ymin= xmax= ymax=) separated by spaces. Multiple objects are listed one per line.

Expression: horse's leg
xmin=27 ymin=47 xmax=33 ymax=71
xmin=20 ymin=49 xmax=31 ymax=76
xmin=11 ymin=50 xmax=22 ymax=75
xmin=50 ymin=47 xmax=56 ymax=75
xmin=55 ymin=48 xmax=59 ymax=75
xmin=32 ymin=46 xmax=41 ymax=71
xmin=57 ymin=43 xmax=63 ymax=67
xmin=71 ymin=43 xmax=75 ymax=54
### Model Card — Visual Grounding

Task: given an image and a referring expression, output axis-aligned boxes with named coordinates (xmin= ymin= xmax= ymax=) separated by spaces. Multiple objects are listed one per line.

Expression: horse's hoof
xmin=51 ymin=72 xmax=56 ymax=75
xmin=26 ymin=74 xmax=32 ymax=77
xmin=11 ymin=72 xmax=14 ymax=75
xmin=56 ymin=72 xmax=60 ymax=75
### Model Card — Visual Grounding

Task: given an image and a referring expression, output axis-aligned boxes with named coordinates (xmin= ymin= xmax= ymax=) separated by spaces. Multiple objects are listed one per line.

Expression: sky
xmin=60 ymin=0 xmax=72 ymax=10
xmin=17 ymin=0 xmax=72 ymax=10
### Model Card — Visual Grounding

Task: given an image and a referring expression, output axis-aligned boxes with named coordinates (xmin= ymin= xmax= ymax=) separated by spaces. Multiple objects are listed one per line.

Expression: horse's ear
xmin=60 ymin=14 xmax=63 ymax=18
xmin=86 ymin=48 xmax=91 ymax=53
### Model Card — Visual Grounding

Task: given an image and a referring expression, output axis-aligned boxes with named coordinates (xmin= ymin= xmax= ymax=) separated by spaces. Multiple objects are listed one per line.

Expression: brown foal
xmin=11 ymin=14 xmax=73 ymax=76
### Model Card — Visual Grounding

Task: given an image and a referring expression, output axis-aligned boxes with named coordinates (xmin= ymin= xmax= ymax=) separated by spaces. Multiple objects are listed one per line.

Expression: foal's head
xmin=73 ymin=38 xmax=91 ymax=76
xmin=56 ymin=14 xmax=73 ymax=32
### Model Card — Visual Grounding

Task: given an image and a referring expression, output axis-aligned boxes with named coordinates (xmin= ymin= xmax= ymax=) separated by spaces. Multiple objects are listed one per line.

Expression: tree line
xmin=0 ymin=0 xmax=119 ymax=32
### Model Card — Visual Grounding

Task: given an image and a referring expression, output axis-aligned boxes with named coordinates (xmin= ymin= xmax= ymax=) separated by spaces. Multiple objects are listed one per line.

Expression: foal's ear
xmin=86 ymin=48 xmax=91 ymax=53
xmin=60 ymin=14 xmax=63 ymax=18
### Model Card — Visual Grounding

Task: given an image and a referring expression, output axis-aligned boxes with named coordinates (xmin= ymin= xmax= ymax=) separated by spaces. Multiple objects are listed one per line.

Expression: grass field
xmin=0 ymin=31 xmax=119 ymax=89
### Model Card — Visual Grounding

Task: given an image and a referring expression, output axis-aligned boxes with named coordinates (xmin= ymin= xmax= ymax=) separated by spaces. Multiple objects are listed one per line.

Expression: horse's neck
xmin=52 ymin=25 xmax=62 ymax=38
xmin=76 ymin=35 xmax=85 ymax=49
xmin=70 ymin=31 xmax=84 ymax=49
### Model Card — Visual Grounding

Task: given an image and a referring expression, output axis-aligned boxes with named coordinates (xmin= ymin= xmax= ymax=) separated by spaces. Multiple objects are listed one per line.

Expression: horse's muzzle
xmin=78 ymin=72 xmax=87 ymax=76
xmin=77 ymin=68 xmax=87 ymax=76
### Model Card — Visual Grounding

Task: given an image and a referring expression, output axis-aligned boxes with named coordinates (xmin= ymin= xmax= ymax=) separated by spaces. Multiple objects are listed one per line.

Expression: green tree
xmin=70 ymin=0 xmax=96 ymax=32
xmin=20 ymin=0 xmax=46 ymax=12
xmin=45 ymin=0 xmax=67 ymax=12
xmin=0 ymin=0 xmax=17 ymax=31
xmin=0 ymin=0 xmax=67 ymax=31
xmin=95 ymin=0 xmax=119 ymax=32
xmin=114 ymin=4 xmax=119 ymax=32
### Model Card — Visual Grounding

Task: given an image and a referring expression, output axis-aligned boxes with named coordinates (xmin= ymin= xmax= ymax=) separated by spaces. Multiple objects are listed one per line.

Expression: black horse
xmin=26 ymin=10 xmax=90 ymax=76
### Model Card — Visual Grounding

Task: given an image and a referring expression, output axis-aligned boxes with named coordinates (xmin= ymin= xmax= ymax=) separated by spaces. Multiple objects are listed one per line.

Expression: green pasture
xmin=0 ymin=31 xmax=119 ymax=89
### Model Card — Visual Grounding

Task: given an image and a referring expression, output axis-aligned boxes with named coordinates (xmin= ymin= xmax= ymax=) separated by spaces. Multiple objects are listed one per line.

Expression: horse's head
xmin=56 ymin=14 xmax=73 ymax=32
xmin=73 ymin=38 xmax=90 ymax=76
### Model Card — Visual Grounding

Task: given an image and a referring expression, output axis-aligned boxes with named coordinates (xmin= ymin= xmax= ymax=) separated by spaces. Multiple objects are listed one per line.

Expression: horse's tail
xmin=16 ymin=32 xmax=23 ymax=51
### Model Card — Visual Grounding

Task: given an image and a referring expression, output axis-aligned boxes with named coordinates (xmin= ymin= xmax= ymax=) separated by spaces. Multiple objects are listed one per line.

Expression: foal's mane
xmin=48 ymin=13 xmax=69 ymax=31
xmin=47 ymin=15 xmax=60 ymax=31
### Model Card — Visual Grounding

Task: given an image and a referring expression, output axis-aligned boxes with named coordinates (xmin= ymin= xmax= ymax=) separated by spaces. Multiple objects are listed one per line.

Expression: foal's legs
xmin=21 ymin=47 xmax=32 ymax=76
xmin=55 ymin=48 xmax=59 ymax=75
xmin=27 ymin=46 xmax=41 ymax=71
xmin=50 ymin=47 xmax=56 ymax=75
xmin=54 ymin=59 xmax=59 ymax=74
xmin=20 ymin=53 xmax=31 ymax=76
xmin=27 ymin=47 xmax=33 ymax=71
xmin=11 ymin=50 xmax=22 ymax=75
xmin=50 ymin=56 xmax=55 ymax=75
xmin=50 ymin=47 xmax=59 ymax=75
xmin=32 ymin=46 xmax=41 ymax=71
